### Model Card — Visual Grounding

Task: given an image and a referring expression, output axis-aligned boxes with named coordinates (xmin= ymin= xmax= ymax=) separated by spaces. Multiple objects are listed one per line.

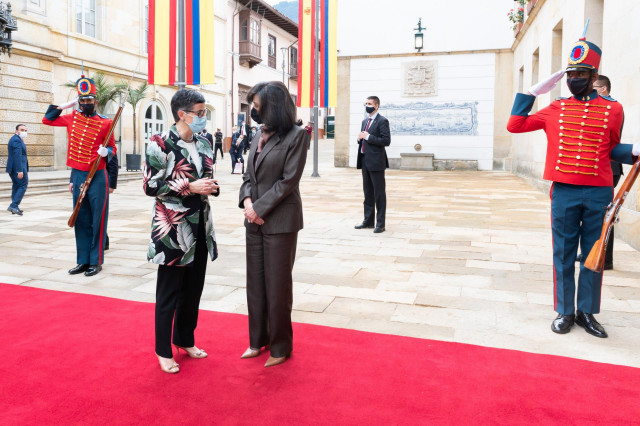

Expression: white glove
xmin=528 ymin=70 xmax=565 ymax=97
xmin=59 ymin=97 xmax=78 ymax=110
xmin=633 ymin=143 xmax=640 ymax=156
xmin=97 ymin=146 xmax=108 ymax=157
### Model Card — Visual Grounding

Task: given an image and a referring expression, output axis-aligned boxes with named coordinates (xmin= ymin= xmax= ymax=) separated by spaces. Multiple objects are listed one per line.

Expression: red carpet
xmin=1 ymin=283 xmax=639 ymax=425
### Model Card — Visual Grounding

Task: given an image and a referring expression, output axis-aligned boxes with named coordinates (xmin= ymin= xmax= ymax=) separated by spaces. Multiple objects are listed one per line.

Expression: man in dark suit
xmin=355 ymin=96 xmax=391 ymax=233
xmin=214 ymin=128 xmax=224 ymax=160
xmin=230 ymin=133 xmax=245 ymax=174
xmin=6 ymin=124 xmax=29 ymax=215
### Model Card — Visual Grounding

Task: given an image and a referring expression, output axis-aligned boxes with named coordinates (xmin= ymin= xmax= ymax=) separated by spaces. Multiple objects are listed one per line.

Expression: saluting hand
xmin=528 ymin=70 xmax=565 ymax=97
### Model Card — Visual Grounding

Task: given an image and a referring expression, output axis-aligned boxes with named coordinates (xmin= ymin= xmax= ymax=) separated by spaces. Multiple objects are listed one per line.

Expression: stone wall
xmin=0 ymin=53 xmax=55 ymax=169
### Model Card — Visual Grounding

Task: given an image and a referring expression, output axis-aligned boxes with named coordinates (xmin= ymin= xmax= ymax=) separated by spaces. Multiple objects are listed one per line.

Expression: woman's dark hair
xmin=170 ymin=89 xmax=206 ymax=122
xmin=247 ymin=81 xmax=296 ymax=135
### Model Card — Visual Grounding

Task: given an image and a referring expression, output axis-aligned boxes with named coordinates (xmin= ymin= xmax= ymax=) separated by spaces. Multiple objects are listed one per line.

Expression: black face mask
xmin=567 ymin=78 xmax=591 ymax=97
xmin=365 ymin=106 xmax=376 ymax=114
xmin=80 ymin=103 xmax=95 ymax=116
xmin=250 ymin=107 xmax=262 ymax=124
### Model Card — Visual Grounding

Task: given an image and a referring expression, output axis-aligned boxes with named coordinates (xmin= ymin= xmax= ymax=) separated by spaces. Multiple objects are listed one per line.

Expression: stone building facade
xmin=0 ymin=0 xmax=301 ymax=170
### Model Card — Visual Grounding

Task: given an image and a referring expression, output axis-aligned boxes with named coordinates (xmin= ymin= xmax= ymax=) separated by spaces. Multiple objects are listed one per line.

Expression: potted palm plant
xmin=121 ymin=81 xmax=149 ymax=171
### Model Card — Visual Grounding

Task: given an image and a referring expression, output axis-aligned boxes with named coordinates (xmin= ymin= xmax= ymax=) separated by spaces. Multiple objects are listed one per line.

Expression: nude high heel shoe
xmin=174 ymin=345 xmax=208 ymax=359
xmin=264 ymin=353 xmax=290 ymax=368
xmin=156 ymin=353 xmax=180 ymax=374
xmin=240 ymin=347 xmax=261 ymax=359
xmin=240 ymin=344 xmax=269 ymax=359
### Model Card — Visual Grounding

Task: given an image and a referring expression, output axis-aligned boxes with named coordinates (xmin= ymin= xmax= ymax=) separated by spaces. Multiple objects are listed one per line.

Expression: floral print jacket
xmin=143 ymin=125 xmax=218 ymax=266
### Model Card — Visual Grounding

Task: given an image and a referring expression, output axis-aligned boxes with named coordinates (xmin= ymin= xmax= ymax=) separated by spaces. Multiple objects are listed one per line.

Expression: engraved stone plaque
xmin=403 ymin=61 xmax=437 ymax=97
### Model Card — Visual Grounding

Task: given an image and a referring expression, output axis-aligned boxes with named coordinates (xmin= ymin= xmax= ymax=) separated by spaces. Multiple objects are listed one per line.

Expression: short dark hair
xmin=247 ymin=81 xmax=296 ymax=135
xmin=170 ymin=89 xmax=206 ymax=122
xmin=15 ymin=124 xmax=26 ymax=131
xmin=597 ymin=75 xmax=611 ymax=93
xmin=367 ymin=96 xmax=380 ymax=106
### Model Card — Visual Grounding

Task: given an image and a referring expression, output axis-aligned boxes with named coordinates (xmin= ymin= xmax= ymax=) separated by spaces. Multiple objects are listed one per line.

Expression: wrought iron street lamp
xmin=414 ymin=18 xmax=424 ymax=52
xmin=0 ymin=1 xmax=17 ymax=63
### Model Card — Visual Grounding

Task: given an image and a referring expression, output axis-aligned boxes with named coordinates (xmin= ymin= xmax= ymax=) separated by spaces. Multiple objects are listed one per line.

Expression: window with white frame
xmin=76 ymin=0 xmax=96 ymax=38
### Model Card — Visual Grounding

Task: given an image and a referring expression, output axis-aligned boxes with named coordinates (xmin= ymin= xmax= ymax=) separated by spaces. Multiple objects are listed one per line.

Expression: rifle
xmin=584 ymin=157 xmax=640 ymax=272
xmin=68 ymin=67 xmax=137 ymax=228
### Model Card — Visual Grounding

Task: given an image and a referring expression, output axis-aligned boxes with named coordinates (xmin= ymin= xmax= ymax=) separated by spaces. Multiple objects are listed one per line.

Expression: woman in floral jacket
xmin=143 ymin=89 xmax=219 ymax=374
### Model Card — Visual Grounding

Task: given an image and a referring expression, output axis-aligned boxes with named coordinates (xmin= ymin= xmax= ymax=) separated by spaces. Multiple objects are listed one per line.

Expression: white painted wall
xmin=348 ymin=53 xmax=497 ymax=170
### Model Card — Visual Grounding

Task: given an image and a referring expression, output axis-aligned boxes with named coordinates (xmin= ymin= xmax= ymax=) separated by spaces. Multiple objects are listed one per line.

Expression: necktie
xmin=362 ymin=118 xmax=372 ymax=153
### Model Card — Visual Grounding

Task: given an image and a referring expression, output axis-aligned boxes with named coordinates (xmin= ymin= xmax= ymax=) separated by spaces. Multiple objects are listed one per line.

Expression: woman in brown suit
xmin=238 ymin=81 xmax=308 ymax=367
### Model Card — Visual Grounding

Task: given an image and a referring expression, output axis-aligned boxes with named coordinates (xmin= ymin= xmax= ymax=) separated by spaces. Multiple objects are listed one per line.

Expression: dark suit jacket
xmin=230 ymin=134 xmax=244 ymax=157
xmin=203 ymin=131 xmax=214 ymax=146
xmin=356 ymin=114 xmax=391 ymax=171
xmin=106 ymin=154 xmax=118 ymax=189
xmin=238 ymin=125 xmax=308 ymax=234
xmin=6 ymin=134 xmax=29 ymax=174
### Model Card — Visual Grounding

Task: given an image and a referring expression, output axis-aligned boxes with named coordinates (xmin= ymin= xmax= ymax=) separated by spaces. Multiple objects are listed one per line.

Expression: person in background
xmin=143 ymin=89 xmax=220 ymax=374
xmin=230 ymin=133 xmax=245 ymax=174
xmin=214 ymin=128 xmax=224 ymax=161
xmin=6 ymin=124 xmax=29 ymax=216
xmin=238 ymin=81 xmax=308 ymax=368
xmin=104 ymin=154 xmax=118 ymax=251
xmin=576 ymin=74 xmax=621 ymax=270
xmin=355 ymin=96 xmax=391 ymax=234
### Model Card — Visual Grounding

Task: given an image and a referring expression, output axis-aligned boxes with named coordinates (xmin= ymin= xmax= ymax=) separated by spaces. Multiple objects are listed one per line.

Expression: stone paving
xmin=1 ymin=140 xmax=639 ymax=367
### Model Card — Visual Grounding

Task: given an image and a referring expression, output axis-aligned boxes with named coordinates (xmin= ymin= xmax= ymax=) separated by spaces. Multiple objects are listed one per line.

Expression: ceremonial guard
xmin=507 ymin=34 xmax=639 ymax=338
xmin=42 ymin=76 xmax=117 ymax=276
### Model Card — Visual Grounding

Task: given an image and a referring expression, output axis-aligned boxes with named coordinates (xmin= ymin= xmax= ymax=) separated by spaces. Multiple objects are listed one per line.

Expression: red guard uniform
xmin=42 ymin=76 xmax=116 ymax=273
xmin=507 ymin=36 xmax=636 ymax=333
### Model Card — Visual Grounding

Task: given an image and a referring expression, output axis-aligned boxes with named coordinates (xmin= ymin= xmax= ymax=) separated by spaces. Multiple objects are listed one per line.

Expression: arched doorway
xmin=143 ymin=101 xmax=167 ymax=155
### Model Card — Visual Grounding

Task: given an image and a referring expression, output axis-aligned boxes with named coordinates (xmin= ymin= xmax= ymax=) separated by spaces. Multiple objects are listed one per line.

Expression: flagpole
xmin=177 ymin=0 xmax=186 ymax=90
xmin=311 ymin=0 xmax=320 ymax=177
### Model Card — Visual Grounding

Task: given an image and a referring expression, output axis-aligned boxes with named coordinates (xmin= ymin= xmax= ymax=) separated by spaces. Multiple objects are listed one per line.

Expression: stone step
xmin=0 ymin=172 xmax=141 ymax=200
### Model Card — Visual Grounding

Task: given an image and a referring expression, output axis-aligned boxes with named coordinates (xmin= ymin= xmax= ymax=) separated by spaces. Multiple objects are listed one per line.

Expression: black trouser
xmin=361 ymin=160 xmax=386 ymax=227
xmin=214 ymin=143 xmax=224 ymax=159
xmin=605 ymin=174 xmax=622 ymax=264
xmin=155 ymin=209 xmax=208 ymax=358
xmin=245 ymin=228 xmax=298 ymax=358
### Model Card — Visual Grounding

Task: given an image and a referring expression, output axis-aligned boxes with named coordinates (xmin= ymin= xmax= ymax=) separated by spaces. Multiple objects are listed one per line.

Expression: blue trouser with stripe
xmin=71 ymin=168 xmax=109 ymax=266
xmin=551 ymin=182 xmax=612 ymax=315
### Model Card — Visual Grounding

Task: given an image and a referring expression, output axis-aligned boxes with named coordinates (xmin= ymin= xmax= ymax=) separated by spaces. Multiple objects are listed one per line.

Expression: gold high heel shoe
xmin=156 ymin=353 xmax=180 ymax=374
xmin=174 ymin=345 xmax=208 ymax=359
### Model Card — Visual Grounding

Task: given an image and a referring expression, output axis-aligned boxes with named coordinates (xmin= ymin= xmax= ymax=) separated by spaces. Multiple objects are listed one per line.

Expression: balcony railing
xmin=289 ymin=63 xmax=297 ymax=79
xmin=239 ymin=40 xmax=261 ymax=67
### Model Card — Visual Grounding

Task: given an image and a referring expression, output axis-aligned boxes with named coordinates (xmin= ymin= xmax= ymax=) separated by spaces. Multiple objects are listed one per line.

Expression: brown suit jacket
xmin=238 ymin=125 xmax=308 ymax=234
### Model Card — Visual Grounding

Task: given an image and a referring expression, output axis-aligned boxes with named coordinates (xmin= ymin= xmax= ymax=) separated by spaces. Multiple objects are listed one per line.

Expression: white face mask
xmin=19 ymin=131 xmax=27 ymax=139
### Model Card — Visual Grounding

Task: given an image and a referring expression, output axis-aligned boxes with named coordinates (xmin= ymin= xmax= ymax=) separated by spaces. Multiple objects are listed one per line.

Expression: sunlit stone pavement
xmin=1 ymin=140 xmax=639 ymax=367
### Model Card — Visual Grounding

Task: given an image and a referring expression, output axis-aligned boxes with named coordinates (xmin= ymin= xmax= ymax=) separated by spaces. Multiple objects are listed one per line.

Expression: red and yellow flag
xmin=297 ymin=0 xmax=337 ymax=108
xmin=297 ymin=0 xmax=315 ymax=107
xmin=148 ymin=0 xmax=215 ymax=86
xmin=148 ymin=0 xmax=177 ymax=86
